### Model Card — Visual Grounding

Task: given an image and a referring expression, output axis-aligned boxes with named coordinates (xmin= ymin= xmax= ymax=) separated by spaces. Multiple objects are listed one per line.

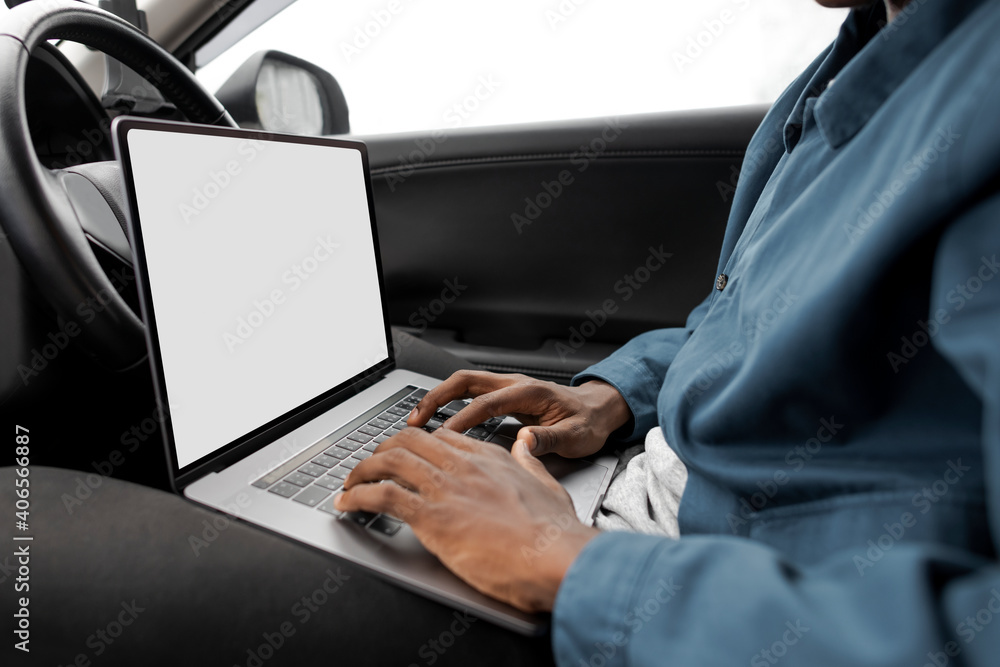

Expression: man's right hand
xmin=408 ymin=370 xmax=632 ymax=459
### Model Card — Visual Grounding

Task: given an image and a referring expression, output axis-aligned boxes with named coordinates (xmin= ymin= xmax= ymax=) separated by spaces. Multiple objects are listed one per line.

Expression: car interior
xmin=8 ymin=3 xmax=999 ymax=665
xmin=1 ymin=0 xmax=768 ymax=491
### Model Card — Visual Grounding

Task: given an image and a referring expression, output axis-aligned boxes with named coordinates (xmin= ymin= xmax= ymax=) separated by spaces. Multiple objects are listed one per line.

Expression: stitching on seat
xmin=369 ymin=149 xmax=746 ymax=176
xmin=480 ymin=363 xmax=577 ymax=379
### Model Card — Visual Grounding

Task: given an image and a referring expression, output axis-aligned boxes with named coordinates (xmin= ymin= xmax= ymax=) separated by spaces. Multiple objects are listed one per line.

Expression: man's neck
xmin=885 ymin=0 xmax=914 ymax=23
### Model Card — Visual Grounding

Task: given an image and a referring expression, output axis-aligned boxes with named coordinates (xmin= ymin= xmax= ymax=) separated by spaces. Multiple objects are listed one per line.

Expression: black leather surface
xmin=0 ymin=466 xmax=556 ymax=665
xmin=0 ymin=0 xmax=236 ymax=373
xmin=62 ymin=162 xmax=131 ymax=260
xmin=360 ymin=106 xmax=766 ymax=372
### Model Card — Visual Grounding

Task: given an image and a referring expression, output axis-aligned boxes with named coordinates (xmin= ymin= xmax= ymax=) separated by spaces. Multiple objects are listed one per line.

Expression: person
xmin=332 ymin=0 xmax=1000 ymax=664
xmin=6 ymin=1 xmax=997 ymax=665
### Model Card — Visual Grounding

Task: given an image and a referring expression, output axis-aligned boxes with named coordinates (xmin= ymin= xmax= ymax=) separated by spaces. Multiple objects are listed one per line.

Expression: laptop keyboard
xmin=252 ymin=386 xmax=504 ymax=535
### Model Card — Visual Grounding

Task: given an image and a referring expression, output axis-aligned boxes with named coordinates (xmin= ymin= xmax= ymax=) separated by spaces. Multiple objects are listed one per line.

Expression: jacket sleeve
xmin=552 ymin=193 xmax=1000 ymax=666
xmin=570 ymin=293 xmax=713 ymax=442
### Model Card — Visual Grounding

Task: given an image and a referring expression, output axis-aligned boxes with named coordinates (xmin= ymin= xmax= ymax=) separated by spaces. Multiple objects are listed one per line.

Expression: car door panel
xmin=361 ymin=105 xmax=767 ymax=381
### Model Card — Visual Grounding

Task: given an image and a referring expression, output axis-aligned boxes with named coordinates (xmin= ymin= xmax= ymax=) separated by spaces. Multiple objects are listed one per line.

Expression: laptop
xmin=112 ymin=116 xmax=617 ymax=635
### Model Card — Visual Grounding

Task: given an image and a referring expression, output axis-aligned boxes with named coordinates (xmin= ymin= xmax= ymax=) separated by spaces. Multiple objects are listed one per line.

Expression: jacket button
xmin=716 ymin=274 xmax=729 ymax=291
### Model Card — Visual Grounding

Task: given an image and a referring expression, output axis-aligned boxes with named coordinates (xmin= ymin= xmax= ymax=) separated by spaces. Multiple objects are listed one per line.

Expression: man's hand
xmin=334 ymin=427 xmax=599 ymax=613
xmin=408 ymin=370 xmax=632 ymax=459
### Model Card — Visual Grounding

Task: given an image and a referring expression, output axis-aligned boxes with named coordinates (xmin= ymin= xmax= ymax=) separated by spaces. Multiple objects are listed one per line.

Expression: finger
xmin=511 ymin=439 xmax=566 ymax=497
xmin=374 ymin=427 xmax=476 ymax=472
xmin=517 ymin=420 xmax=585 ymax=457
xmin=335 ymin=480 xmax=425 ymax=523
xmin=429 ymin=426 xmax=494 ymax=460
xmin=409 ymin=370 xmax=518 ymax=426
xmin=442 ymin=382 xmax=549 ymax=433
xmin=344 ymin=445 xmax=446 ymax=497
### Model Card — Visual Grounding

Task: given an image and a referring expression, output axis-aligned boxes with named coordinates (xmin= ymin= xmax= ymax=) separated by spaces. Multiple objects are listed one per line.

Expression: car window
xmin=195 ymin=0 xmax=848 ymax=135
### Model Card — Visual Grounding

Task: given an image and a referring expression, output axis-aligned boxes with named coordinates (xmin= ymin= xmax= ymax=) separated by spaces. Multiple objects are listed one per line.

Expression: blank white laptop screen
xmin=124 ymin=128 xmax=389 ymax=469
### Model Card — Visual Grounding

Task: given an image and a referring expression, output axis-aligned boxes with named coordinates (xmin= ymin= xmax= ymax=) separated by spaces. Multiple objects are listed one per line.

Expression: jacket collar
xmin=784 ymin=0 xmax=989 ymax=152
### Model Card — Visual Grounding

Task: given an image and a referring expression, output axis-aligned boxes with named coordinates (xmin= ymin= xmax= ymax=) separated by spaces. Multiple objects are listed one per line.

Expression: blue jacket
xmin=556 ymin=2 xmax=1000 ymax=665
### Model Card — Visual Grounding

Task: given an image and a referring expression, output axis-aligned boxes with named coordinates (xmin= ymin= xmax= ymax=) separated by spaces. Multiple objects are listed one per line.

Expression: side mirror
xmin=214 ymin=50 xmax=349 ymax=135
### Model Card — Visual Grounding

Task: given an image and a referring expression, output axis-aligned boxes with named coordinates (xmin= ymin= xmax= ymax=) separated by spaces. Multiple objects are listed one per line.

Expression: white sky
xmin=195 ymin=0 xmax=849 ymax=135
xmin=0 ymin=0 xmax=850 ymax=135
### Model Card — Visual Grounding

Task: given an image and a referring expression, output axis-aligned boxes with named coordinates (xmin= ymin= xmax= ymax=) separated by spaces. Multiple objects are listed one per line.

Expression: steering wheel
xmin=0 ymin=0 xmax=236 ymax=369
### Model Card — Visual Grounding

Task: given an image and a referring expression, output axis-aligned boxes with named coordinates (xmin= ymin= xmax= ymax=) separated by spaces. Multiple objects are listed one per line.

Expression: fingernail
xmin=408 ymin=408 xmax=417 ymax=422
xmin=334 ymin=492 xmax=346 ymax=509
